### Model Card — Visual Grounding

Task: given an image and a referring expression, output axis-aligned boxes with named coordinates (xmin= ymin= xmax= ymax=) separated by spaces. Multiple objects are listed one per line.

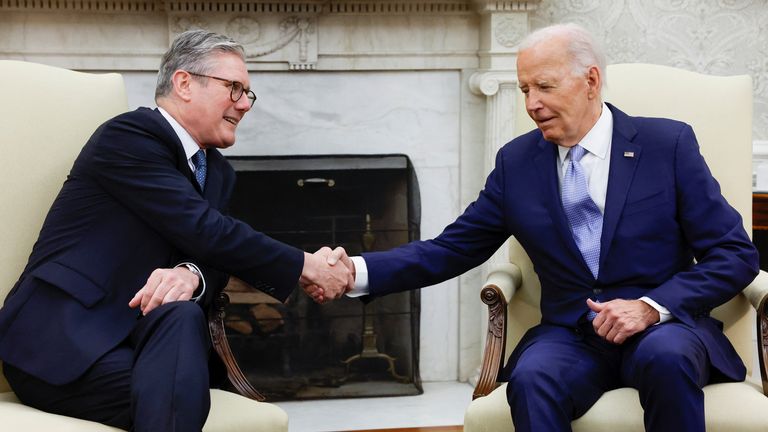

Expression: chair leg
xmin=208 ymin=292 xmax=267 ymax=401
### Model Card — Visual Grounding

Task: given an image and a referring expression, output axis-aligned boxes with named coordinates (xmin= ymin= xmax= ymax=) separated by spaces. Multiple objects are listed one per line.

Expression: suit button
xmin=593 ymin=288 xmax=602 ymax=294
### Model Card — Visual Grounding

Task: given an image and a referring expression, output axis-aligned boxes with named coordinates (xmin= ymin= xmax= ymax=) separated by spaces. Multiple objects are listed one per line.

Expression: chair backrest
xmin=0 ymin=61 xmax=127 ymax=392
xmin=506 ymin=63 xmax=755 ymax=374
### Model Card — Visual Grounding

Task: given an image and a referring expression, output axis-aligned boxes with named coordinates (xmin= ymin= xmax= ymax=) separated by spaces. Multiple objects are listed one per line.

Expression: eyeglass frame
xmin=187 ymin=72 xmax=257 ymax=107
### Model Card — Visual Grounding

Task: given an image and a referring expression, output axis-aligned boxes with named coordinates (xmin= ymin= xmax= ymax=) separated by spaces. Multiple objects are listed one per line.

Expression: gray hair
xmin=519 ymin=23 xmax=607 ymax=85
xmin=155 ymin=30 xmax=245 ymax=100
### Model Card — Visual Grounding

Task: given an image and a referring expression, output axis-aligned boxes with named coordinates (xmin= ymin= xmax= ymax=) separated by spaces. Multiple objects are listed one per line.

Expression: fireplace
xmin=221 ymin=154 xmax=422 ymax=400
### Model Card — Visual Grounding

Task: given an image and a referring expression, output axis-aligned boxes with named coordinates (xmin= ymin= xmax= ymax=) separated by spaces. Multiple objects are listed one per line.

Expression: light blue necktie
xmin=192 ymin=149 xmax=207 ymax=191
xmin=561 ymin=145 xmax=603 ymax=319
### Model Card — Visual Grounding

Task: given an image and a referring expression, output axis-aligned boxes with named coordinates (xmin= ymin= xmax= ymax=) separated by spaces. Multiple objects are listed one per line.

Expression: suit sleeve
xmin=362 ymin=149 xmax=511 ymax=297
xmin=87 ymin=115 xmax=303 ymax=302
xmin=646 ymin=125 xmax=759 ymax=327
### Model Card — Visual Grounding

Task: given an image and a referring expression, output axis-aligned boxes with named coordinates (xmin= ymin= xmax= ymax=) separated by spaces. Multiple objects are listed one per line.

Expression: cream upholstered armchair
xmin=0 ymin=60 xmax=288 ymax=431
xmin=463 ymin=63 xmax=768 ymax=431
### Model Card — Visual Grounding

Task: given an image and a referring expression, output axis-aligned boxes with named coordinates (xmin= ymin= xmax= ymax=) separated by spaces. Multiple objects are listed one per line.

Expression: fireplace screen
xmin=222 ymin=154 xmax=422 ymax=400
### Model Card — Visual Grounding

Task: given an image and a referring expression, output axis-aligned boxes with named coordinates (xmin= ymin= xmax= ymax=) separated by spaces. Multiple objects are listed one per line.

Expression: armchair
xmin=464 ymin=63 xmax=768 ymax=431
xmin=0 ymin=60 xmax=288 ymax=431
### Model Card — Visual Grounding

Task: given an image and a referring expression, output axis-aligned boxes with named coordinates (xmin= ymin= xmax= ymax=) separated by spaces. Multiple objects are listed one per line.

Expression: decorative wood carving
xmin=208 ymin=292 xmax=266 ymax=401
xmin=472 ymin=283 xmax=508 ymax=400
xmin=758 ymin=293 xmax=768 ymax=396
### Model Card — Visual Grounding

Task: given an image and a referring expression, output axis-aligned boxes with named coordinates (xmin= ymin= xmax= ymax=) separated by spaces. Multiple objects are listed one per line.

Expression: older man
xmin=0 ymin=30 xmax=349 ymax=431
xmin=328 ymin=23 xmax=758 ymax=431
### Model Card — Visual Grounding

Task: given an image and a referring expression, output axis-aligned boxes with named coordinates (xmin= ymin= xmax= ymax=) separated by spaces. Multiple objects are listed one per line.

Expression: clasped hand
xmin=587 ymin=298 xmax=660 ymax=344
xmin=129 ymin=267 xmax=199 ymax=315
xmin=300 ymin=246 xmax=355 ymax=304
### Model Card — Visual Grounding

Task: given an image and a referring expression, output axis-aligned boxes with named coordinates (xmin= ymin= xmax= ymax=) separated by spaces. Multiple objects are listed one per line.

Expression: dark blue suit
xmin=0 ymin=108 xmax=304 ymax=430
xmin=362 ymin=104 xmax=759 ymax=430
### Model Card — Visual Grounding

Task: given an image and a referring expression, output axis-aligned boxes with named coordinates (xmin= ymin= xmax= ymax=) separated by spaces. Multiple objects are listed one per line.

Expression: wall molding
xmin=0 ymin=0 xmax=486 ymax=14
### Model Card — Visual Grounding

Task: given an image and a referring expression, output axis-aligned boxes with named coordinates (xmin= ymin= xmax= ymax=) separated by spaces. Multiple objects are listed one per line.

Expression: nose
xmin=525 ymin=89 xmax=542 ymax=112
xmin=235 ymin=95 xmax=251 ymax=112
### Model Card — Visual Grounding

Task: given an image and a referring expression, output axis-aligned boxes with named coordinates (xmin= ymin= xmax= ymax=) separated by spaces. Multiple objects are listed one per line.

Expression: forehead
xmin=516 ymin=40 xmax=571 ymax=84
xmin=208 ymin=52 xmax=250 ymax=84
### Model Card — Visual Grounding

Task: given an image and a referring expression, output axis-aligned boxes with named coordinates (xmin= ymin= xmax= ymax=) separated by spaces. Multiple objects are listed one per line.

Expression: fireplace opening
xmin=222 ymin=154 xmax=422 ymax=400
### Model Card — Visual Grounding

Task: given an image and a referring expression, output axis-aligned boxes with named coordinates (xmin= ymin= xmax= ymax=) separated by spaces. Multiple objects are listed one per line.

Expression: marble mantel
xmin=0 ymin=0 xmax=538 ymax=70
xmin=0 ymin=0 xmax=541 ymax=383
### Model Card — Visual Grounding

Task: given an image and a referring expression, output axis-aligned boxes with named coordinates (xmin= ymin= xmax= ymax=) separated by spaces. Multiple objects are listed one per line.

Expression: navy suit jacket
xmin=362 ymin=104 xmax=759 ymax=380
xmin=0 ymin=108 xmax=304 ymax=385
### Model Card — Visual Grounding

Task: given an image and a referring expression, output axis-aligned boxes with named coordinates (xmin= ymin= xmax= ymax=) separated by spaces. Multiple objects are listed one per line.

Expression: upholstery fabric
xmin=464 ymin=382 xmax=768 ymax=432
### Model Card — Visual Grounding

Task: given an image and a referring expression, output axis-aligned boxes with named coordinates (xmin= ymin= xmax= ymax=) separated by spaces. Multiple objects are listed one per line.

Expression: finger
xmin=314 ymin=246 xmax=332 ymax=257
xmin=327 ymin=247 xmax=347 ymax=265
xmin=144 ymin=280 xmax=171 ymax=315
xmin=128 ymin=288 xmax=144 ymax=308
xmin=140 ymin=271 xmax=163 ymax=311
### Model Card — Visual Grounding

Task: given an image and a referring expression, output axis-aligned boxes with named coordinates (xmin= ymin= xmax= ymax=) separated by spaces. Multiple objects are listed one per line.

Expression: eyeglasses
xmin=187 ymin=72 xmax=257 ymax=107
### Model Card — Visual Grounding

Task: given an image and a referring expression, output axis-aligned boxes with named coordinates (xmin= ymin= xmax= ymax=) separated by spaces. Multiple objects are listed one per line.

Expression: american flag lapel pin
xmin=623 ymin=151 xmax=635 ymax=158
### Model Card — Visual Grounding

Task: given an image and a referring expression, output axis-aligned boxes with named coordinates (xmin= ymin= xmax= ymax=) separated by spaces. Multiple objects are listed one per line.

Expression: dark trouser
xmin=4 ymin=301 xmax=211 ymax=432
xmin=506 ymin=321 xmax=711 ymax=432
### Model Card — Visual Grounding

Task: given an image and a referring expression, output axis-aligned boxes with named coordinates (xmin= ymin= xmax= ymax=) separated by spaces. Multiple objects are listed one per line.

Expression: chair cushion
xmin=0 ymin=390 xmax=288 ymax=432
xmin=0 ymin=392 xmax=122 ymax=431
xmin=464 ymin=381 xmax=768 ymax=432
xmin=206 ymin=389 xmax=288 ymax=432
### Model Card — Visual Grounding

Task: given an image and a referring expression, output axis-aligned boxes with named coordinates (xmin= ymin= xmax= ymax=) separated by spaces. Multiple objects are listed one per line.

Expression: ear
xmin=171 ymin=70 xmax=194 ymax=103
xmin=586 ymin=65 xmax=601 ymax=100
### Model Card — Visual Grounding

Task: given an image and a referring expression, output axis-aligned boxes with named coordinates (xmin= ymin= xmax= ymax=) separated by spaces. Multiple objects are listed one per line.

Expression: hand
xmin=300 ymin=247 xmax=352 ymax=303
xmin=128 ymin=267 xmax=199 ymax=315
xmin=588 ymin=298 xmax=659 ymax=344
xmin=326 ymin=247 xmax=355 ymax=290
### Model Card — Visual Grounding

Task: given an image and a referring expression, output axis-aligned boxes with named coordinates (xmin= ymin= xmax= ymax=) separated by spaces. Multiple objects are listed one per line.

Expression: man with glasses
xmin=0 ymin=30 xmax=349 ymax=431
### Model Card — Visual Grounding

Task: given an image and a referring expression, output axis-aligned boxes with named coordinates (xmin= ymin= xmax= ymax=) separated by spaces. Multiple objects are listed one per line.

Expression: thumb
xmin=586 ymin=298 xmax=603 ymax=312
xmin=327 ymin=247 xmax=346 ymax=266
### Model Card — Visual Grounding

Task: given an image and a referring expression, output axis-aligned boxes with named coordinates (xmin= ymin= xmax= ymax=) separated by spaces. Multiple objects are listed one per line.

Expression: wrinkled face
xmin=184 ymin=52 xmax=252 ymax=149
xmin=517 ymin=38 xmax=601 ymax=147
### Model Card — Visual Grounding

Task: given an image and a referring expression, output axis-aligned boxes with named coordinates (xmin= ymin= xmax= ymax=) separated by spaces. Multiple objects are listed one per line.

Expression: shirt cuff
xmin=640 ymin=296 xmax=672 ymax=324
xmin=346 ymin=256 xmax=370 ymax=297
xmin=176 ymin=262 xmax=206 ymax=303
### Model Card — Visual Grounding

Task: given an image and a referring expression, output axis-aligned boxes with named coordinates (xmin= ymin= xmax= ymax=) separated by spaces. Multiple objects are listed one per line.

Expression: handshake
xmin=299 ymin=246 xmax=356 ymax=304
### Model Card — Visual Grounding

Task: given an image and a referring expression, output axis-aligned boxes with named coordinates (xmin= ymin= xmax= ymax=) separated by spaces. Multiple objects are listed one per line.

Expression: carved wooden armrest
xmin=744 ymin=270 xmax=768 ymax=396
xmin=208 ymin=292 xmax=266 ymax=401
xmin=473 ymin=264 xmax=522 ymax=400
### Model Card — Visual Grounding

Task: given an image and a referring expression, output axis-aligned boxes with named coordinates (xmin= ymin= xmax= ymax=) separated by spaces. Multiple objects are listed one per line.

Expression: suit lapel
xmin=202 ymin=149 xmax=225 ymax=208
xmin=151 ymin=108 xmax=201 ymax=193
xmin=599 ymin=104 xmax=640 ymax=270
xmin=533 ymin=137 xmax=586 ymax=266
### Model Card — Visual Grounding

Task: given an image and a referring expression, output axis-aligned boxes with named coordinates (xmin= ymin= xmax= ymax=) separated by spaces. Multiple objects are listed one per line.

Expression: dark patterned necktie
xmin=192 ymin=149 xmax=206 ymax=191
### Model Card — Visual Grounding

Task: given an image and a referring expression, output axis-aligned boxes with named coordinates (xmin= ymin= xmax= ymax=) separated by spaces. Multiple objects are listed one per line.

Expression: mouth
xmin=534 ymin=116 xmax=556 ymax=127
xmin=224 ymin=116 xmax=239 ymax=126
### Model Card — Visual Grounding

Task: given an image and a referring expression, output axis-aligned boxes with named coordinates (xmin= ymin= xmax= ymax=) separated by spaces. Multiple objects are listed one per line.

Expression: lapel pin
xmin=623 ymin=151 xmax=635 ymax=158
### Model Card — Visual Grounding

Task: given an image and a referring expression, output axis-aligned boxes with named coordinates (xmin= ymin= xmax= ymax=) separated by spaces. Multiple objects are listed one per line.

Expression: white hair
xmin=519 ymin=23 xmax=607 ymax=86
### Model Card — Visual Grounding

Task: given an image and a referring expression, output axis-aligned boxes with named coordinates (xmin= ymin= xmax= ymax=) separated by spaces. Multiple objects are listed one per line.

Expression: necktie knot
xmin=192 ymin=149 xmax=206 ymax=190
xmin=569 ymin=144 xmax=587 ymax=162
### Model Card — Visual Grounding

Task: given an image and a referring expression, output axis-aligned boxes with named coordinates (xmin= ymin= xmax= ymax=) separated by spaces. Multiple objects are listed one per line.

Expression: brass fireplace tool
xmin=341 ymin=214 xmax=409 ymax=383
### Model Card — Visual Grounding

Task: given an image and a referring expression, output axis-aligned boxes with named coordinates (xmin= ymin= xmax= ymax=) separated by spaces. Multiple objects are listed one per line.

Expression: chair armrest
xmin=473 ymin=263 xmax=522 ymax=400
xmin=208 ymin=292 xmax=266 ymax=401
xmin=744 ymin=270 xmax=768 ymax=396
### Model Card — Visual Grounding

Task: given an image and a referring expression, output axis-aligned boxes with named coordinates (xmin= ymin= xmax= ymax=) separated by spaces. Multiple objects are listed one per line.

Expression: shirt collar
xmin=557 ymin=102 xmax=613 ymax=162
xmin=157 ymin=106 xmax=204 ymax=161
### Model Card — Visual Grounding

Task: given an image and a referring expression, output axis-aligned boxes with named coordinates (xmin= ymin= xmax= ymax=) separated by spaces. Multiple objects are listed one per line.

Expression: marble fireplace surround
xmin=0 ymin=0 xmax=542 ymax=383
